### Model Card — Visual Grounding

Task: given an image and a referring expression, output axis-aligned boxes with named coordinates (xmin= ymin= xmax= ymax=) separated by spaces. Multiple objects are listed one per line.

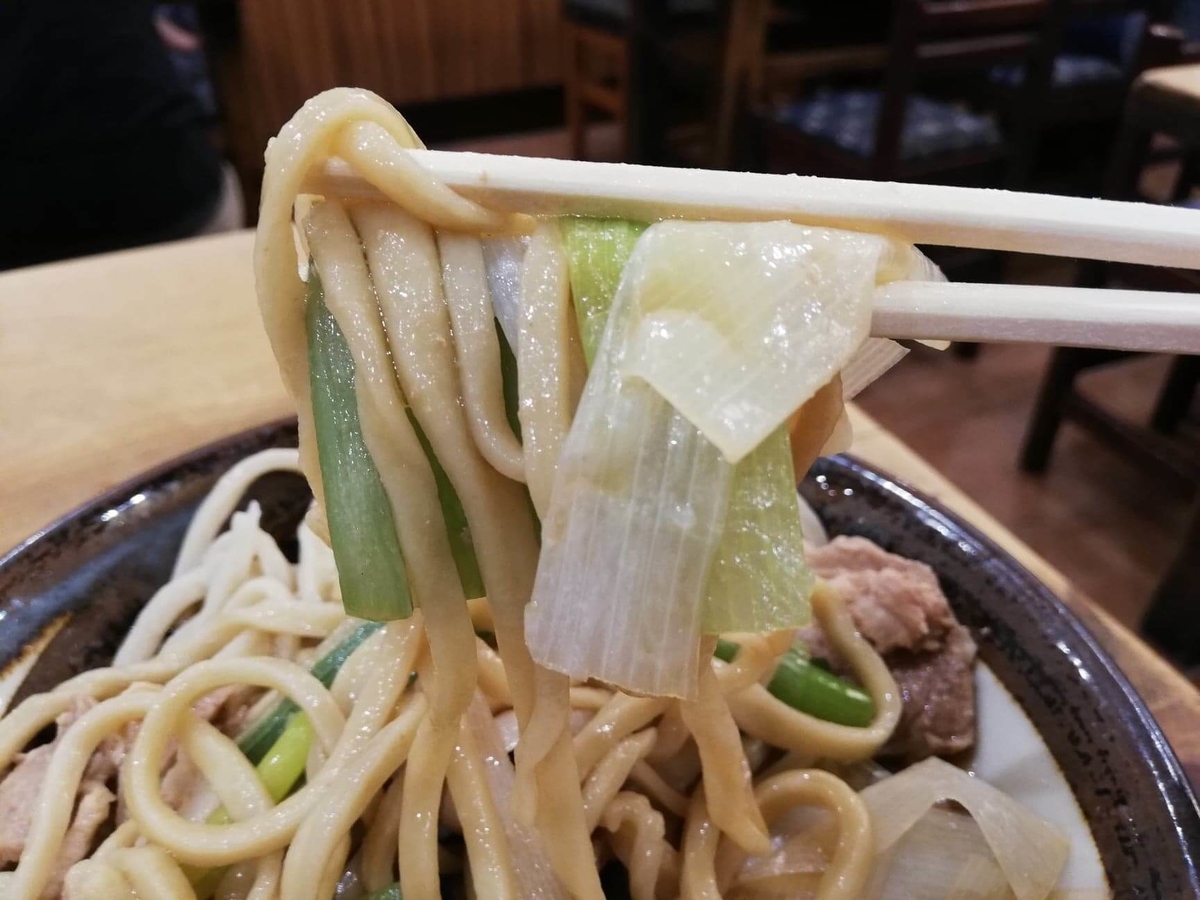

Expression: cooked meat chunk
xmin=192 ymin=683 xmax=244 ymax=723
xmin=0 ymin=697 xmax=117 ymax=873
xmin=160 ymin=749 xmax=220 ymax=822
xmin=50 ymin=783 xmax=116 ymax=898
xmin=0 ymin=698 xmax=119 ymax=897
xmin=885 ymin=623 xmax=977 ymax=758
xmin=803 ymin=536 xmax=977 ymax=760
xmin=118 ymin=688 xmax=243 ymax=826
xmin=85 ymin=723 xmax=132 ymax=786
xmin=0 ymin=684 xmax=242 ymax=887
xmin=0 ymin=742 xmax=53 ymax=865
xmin=808 ymin=536 xmax=957 ymax=655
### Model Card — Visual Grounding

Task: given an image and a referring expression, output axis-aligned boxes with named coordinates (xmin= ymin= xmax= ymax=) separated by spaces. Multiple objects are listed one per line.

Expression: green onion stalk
xmin=714 ymin=639 xmax=875 ymax=727
xmin=190 ymin=713 xmax=315 ymax=895
xmin=307 ymin=274 xmax=412 ymax=622
xmin=363 ymin=885 xmax=403 ymax=900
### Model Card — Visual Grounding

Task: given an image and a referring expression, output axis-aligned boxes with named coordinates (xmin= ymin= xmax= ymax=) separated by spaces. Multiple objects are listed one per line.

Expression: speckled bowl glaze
xmin=1 ymin=419 xmax=1197 ymax=896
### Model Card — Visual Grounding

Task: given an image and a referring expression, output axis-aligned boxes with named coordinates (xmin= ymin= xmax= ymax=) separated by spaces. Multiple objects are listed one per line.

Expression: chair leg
xmin=1142 ymin=495 xmax=1200 ymax=665
xmin=563 ymin=27 xmax=587 ymax=160
xmin=1020 ymin=347 xmax=1089 ymax=473
xmin=1171 ymin=151 xmax=1200 ymax=204
xmin=709 ymin=0 xmax=768 ymax=169
xmin=1151 ymin=355 xmax=1200 ymax=435
xmin=952 ymin=342 xmax=981 ymax=360
xmin=1103 ymin=124 xmax=1152 ymax=201
xmin=615 ymin=45 xmax=632 ymax=163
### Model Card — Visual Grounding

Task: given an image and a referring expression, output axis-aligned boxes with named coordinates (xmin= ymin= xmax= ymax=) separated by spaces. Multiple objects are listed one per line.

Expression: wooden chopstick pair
xmin=306 ymin=151 xmax=1200 ymax=354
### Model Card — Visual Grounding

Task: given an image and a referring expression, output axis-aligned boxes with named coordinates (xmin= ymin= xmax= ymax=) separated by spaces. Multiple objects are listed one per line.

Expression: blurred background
xmin=2 ymin=0 xmax=1198 ymax=662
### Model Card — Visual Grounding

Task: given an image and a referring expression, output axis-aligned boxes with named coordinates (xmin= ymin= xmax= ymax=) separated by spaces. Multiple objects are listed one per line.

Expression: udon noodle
xmin=0 ymin=87 xmax=1087 ymax=900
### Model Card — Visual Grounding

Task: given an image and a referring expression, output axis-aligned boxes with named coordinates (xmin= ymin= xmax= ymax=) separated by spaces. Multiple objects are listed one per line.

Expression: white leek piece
xmin=622 ymin=222 xmax=935 ymax=463
xmin=841 ymin=339 xmax=909 ymax=401
xmin=864 ymin=807 xmax=1010 ymax=899
xmin=526 ymin=387 xmax=730 ymax=698
xmin=464 ymin=697 xmax=567 ymax=899
xmin=526 ymin=236 xmax=733 ymax=698
xmin=860 ymin=757 xmax=1070 ymax=900
xmin=561 ymin=218 xmax=824 ymax=634
xmin=528 ymin=222 xmax=940 ymax=697
xmin=482 ymin=236 xmax=528 ymax=350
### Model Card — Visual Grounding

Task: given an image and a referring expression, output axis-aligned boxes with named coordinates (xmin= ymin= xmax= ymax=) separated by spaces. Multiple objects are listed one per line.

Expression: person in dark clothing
xmin=0 ymin=2 xmax=235 ymax=270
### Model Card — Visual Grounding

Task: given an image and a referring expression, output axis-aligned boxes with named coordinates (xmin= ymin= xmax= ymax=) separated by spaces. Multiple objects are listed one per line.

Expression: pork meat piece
xmin=0 ymin=743 xmax=52 ymax=865
xmin=0 ymin=697 xmax=107 ymax=869
xmin=803 ymin=536 xmax=977 ymax=760
xmin=885 ymin=623 xmax=978 ymax=759
xmin=808 ymin=536 xmax=957 ymax=654
xmin=45 ymin=783 xmax=116 ymax=898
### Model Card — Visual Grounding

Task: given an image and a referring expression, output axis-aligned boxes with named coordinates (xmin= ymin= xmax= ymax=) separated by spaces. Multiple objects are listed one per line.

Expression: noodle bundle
xmin=0 ymin=87 xmax=1093 ymax=900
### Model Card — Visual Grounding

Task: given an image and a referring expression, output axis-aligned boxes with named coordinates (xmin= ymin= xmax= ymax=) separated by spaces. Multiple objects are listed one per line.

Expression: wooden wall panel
xmin=523 ymin=0 xmax=565 ymax=84
xmin=216 ymin=0 xmax=564 ymax=205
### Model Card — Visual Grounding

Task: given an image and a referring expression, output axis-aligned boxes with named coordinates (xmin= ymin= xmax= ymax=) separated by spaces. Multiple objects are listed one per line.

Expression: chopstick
xmin=309 ymin=151 xmax=1200 ymax=268
xmin=873 ymin=283 xmax=1200 ymax=354
xmin=305 ymin=152 xmax=1200 ymax=352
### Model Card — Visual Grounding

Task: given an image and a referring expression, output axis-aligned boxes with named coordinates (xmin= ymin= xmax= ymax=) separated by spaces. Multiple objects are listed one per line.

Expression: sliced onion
xmin=741 ymin=833 xmax=827 ymax=881
xmin=729 ymin=798 xmax=841 ymax=899
xmin=798 ymin=496 xmax=828 ymax=548
xmin=334 ymin=853 xmax=366 ymax=899
xmin=493 ymin=706 xmax=593 ymax=755
xmin=840 ymin=339 xmax=909 ymax=401
xmin=481 ymin=235 xmax=528 ymax=349
xmin=737 ymin=821 xmax=831 ymax=890
xmin=621 ymin=222 xmax=903 ymax=464
xmin=493 ymin=708 xmax=520 ymax=755
xmin=860 ymin=757 xmax=1069 ymax=900
xmin=731 ymin=873 xmax=822 ymax=899
xmin=951 ymin=855 xmax=1012 ymax=900
xmin=464 ymin=697 xmax=568 ymax=899
xmin=863 ymin=807 xmax=1009 ymax=899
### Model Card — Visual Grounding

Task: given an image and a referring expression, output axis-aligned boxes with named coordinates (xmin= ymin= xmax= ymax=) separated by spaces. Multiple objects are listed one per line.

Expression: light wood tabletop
xmin=3 ymin=230 xmax=1199 ymax=783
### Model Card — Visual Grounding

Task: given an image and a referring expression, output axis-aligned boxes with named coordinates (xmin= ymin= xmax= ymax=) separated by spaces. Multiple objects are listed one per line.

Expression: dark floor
xmin=451 ymin=125 xmax=1197 ymax=633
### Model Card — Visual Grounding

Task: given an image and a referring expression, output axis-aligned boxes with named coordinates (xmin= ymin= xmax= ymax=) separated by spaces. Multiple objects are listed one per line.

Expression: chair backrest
xmin=872 ymin=0 xmax=1055 ymax=179
xmin=711 ymin=0 xmax=890 ymax=168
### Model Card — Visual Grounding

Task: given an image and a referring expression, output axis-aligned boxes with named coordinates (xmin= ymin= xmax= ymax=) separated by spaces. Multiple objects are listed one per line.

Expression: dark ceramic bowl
xmin=1 ymin=419 xmax=1197 ymax=896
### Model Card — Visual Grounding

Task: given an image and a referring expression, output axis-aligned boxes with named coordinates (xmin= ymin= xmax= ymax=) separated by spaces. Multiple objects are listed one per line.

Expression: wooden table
xmin=3 ymin=230 xmax=1200 ymax=783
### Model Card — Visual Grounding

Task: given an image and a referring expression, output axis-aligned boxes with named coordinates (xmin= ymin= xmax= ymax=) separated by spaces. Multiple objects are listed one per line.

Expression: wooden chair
xmin=560 ymin=0 xmax=724 ymax=162
xmin=710 ymin=0 xmax=890 ymax=169
xmin=986 ymin=1 xmax=1185 ymax=190
xmin=1143 ymin=496 xmax=1200 ymax=665
xmin=1021 ymin=62 xmax=1200 ymax=478
xmin=563 ymin=11 xmax=631 ymax=160
xmin=1018 ymin=60 xmax=1200 ymax=661
xmin=753 ymin=0 xmax=1056 ymax=186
